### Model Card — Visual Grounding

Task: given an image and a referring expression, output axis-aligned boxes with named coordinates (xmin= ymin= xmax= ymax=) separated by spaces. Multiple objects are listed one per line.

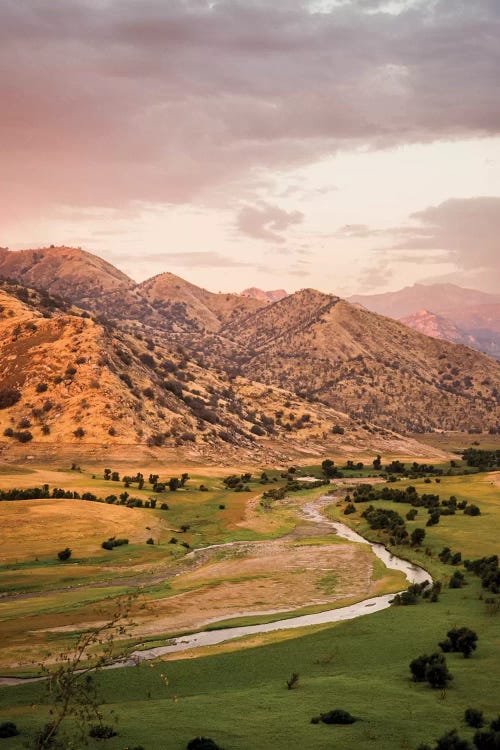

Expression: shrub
xmin=0 ymin=721 xmax=19 ymax=738
xmin=250 ymin=424 xmax=265 ymax=436
xmin=312 ymin=709 xmax=357 ymax=725
xmin=464 ymin=709 xmax=484 ymax=728
xmin=440 ymin=627 xmax=478 ymax=658
xmin=464 ymin=504 xmax=481 ymax=516
xmin=450 ymin=571 xmax=465 ymax=589
xmin=473 ymin=729 xmax=500 ymax=749
xmin=73 ymin=427 xmax=85 ymax=438
xmin=57 ymin=548 xmax=72 ymax=561
xmin=0 ymin=388 xmax=21 ymax=409
xmin=186 ymin=738 xmax=222 ymax=750
xmin=146 ymin=537 xmax=154 ymax=545
xmin=88 ymin=724 xmax=117 ymax=739
xmin=101 ymin=538 xmax=129 ymax=550
xmin=3 ymin=428 xmax=13 ymax=437
xmin=36 ymin=382 xmax=48 ymax=393
xmin=286 ymin=672 xmax=299 ymax=690
xmin=15 ymin=430 xmax=32 ymax=443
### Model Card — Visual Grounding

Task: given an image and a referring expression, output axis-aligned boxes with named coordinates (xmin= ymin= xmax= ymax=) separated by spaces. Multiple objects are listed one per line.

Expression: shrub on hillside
xmin=57 ymin=548 xmax=72 ymax=561
xmin=0 ymin=388 xmax=21 ymax=409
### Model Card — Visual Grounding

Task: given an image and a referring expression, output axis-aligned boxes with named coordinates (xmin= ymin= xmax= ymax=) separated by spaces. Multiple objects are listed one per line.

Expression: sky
xmin=1 ymin=0 xmax=499 ymax=295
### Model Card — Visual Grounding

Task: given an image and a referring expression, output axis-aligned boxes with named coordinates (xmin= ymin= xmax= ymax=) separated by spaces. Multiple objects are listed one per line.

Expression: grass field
xmin=0 ymin=461 xmax=498 ymax=749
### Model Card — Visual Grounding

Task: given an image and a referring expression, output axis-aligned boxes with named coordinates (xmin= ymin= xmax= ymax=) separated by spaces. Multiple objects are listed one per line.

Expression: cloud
xmin=237 ymin=202 xmax=304 ymax=242
xmin=352 ymin=195 xmax=500 ymax=291
xmin=115 ymin=251 xmax=255 ymax=268
xmin=1 ymin=0 xmax=499 ymax=223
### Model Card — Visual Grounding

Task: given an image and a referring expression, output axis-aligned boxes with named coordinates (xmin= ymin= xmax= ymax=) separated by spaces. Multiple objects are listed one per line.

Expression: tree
xmin=465 ymin=709 xmax=485 ymax=729
xmin=0 ymin=722 xmax=19 ymax=738
xmin=473 ymin=729 xmax=500 ymax=749
xmin=373 ymin=455 xmax=382 ymax=470
xmin=57 ymin=548 xmax=72 ymax=562
xmin=440 ymin=627 xmax=478 ymax=658
xmin=29 ymin=596 xmax=135 ymax=749
xmin=286 ymin=672 xmax=299 ymax=690
xmin=169 ymin=477 xmax=180 ymax=492
xmin=426 ymin=653 xmax=453 ymax=689
xmin=321 ymin=459 xmax=337 ymax=478
xmin=411 ymin=528 xmax=426 ymax=546
xmin=410 ymin=654 xmax=431 ymax=682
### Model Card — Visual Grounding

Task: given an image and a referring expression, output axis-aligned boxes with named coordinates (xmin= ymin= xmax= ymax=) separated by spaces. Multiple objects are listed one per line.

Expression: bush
xmin=101 ymin=538 xmax=129 ymax=551
xmin=473 ymin=729 xmax=500 ymax=749
xmin=88 ymin=724 xmax=117 ymax=739
xmin=186 ymin=738 xmax=222 ymax=750
xmin=440 ymin=627 xmax=478 ymax=658
xmin=15 ymin=430 xmax=32 ymax=443
xmin=464 ymin=504 xmax=481 ymax=516
xmin=73 ymin=427 xmax=85 ymax=439
xmin=465 ymin=709 xmax=485 ymax=728
xmin=36 ymin=382 xmax=48 ymax=393
xmin=146 ymin=537 xmax=154 ymax=545
xmin=0 ymin=388 xmax=21 ymax=409
xmin=0 ymin=721 xmax=19 ymax=738
xmin=250 ymin=424 xmax=265 ymax=436
xmin=57 ymin=548 xmax=72 ymax=561
xmin=312 ymin=709 xmax=357 ymax=725
xmin=449 ymin=571 xmax=465 ymax=589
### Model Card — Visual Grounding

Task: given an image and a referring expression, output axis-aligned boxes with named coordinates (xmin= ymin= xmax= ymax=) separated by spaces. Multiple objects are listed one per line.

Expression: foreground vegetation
xmin=0 ymin=446 xmax=498 ymax=749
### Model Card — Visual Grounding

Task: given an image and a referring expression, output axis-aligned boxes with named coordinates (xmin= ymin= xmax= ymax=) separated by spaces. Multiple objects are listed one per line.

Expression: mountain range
xmin=0 ymin=247 xmax=498 ymax=461
xmin=350 ymin=283 xmax=500 ymax=359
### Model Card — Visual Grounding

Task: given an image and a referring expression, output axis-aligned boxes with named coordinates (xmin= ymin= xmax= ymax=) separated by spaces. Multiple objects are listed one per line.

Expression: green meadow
xmin=0 ymin=456 xmax=498 ymax=749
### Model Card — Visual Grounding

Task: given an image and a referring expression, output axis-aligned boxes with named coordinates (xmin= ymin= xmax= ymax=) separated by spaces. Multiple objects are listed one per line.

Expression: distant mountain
xmin=350 ymin=283 xmax=500 ymax=319
xmin=241 ymin=287 xmax=288 ymax=304
xmin=351 ymin=283 xmax=500 ymax=359
xmin=400 ymin=309 xmax=476 ymax=346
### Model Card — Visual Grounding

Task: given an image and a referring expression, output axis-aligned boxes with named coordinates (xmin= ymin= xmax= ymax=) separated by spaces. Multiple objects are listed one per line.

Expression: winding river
xmin=0 ymin=495 xmax=430 ymax=684
xmin=118 ymin=496 xmax=430 ymax=665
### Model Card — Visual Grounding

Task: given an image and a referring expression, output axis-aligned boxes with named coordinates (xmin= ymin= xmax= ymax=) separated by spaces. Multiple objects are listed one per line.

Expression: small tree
xmin=286 ymin=672 xmax=299 ymax=690
xmin=426 ymin=653 xmax=453 ymax=689
xmin=440 ymin=627 xmax=478 ymax=658
xmin=29 ymin=596 xmax=136 ymax=749
xmin=464 ymin=709 xmax=484 ymax=728
xmin=57 ymin=548 xmax=72 ymax=562
xmin=411 ymin=528 xmax=426 ymax=546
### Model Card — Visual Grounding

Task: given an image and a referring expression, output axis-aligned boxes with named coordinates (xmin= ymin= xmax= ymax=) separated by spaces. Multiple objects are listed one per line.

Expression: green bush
xmin=0 ymin=721 xmax=19 ymax=738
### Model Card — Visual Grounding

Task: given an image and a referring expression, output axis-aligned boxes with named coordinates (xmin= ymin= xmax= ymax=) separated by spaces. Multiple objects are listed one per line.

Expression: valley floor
xmin=0 ymin=445 xmax=499 ymax=749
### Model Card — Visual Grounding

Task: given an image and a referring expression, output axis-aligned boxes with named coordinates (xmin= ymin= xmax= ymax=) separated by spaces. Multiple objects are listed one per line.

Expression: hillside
xmin=0 ymin=247 xmax=498 ymax=440
xmin=0 ymin=280 xmax=433 ymax=462
xmin=0 ymin=246 xmax=133 ymax=302
xmin=223 ymin=290 xmax=500 ymax=433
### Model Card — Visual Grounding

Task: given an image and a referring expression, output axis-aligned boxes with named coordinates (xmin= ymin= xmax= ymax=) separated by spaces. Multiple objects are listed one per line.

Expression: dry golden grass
xmin=0 ymin=499 xmax=170 ymax=562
